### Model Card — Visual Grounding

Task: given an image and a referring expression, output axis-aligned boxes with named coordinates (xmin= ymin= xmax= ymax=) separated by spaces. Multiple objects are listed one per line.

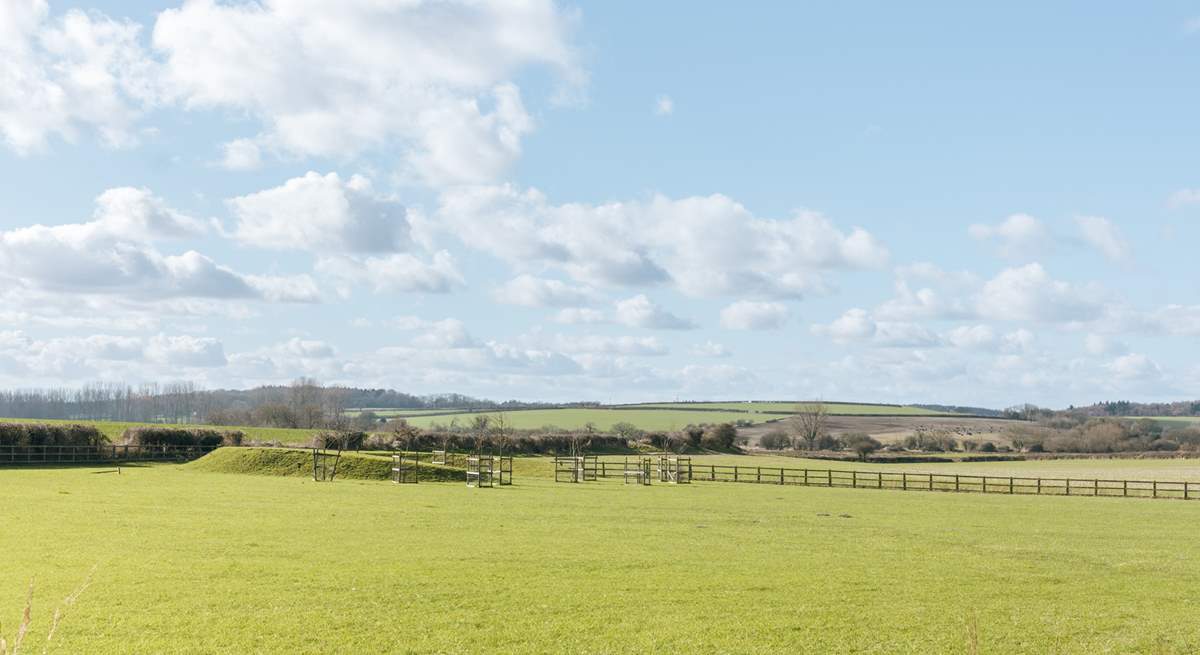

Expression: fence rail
xmin=595 ymin=461 xmax=1197 ymax=501
xmin=0 ymin=444 xmax=218 ymax=465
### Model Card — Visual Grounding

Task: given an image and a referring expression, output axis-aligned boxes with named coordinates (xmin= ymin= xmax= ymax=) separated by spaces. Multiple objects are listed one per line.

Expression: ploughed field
xmin=3 ymin=449 xmax=1199 ymax=653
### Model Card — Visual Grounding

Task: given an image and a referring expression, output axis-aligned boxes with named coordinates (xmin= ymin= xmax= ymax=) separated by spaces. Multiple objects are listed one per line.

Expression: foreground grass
xmin=2 ymin=462 xmax=1199 ymax=653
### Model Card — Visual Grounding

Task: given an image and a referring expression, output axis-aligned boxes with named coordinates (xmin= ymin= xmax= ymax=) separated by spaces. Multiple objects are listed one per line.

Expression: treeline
xmin=1069 ymin=400 xmax=1200 ymax=418
xmin=0 ymin=379 xmax=591 ymax=429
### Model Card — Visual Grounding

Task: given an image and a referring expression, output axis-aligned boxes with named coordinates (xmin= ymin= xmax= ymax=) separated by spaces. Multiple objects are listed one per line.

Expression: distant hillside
xmin=912 ymin=404 xmax=1004 ymax=418
xmin=1070 ymin=400 xmax=1200 ymax=418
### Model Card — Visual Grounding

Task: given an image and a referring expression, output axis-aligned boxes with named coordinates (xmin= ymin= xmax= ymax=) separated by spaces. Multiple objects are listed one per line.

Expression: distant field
xmin=399 ymin=408 xmax=784 ymax=431
xmin=1125 ymin=416 xmax=1200 ymax=425
xmin=623 ymin=402 xmax=960 ymax=415
xmin=0 ymin=417 xmax=323 ymax=445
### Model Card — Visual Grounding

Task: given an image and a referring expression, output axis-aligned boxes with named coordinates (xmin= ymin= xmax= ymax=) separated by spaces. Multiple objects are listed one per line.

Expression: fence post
xmin=1009 ymin=477 xmax=1014 ymax=495
xmin=929 ymin=473 xmax=934 ymax=491
xmin=710 ymin=465 xmax=715 ymax=482
xmin=1036 ymin=477 xmax=1041 ymax=495
xmin=1123 ymin=480 xmax=1128 ymax=497
xmin=803 ymin=468 xmax=809 ymax=486
xmin=757 ymin=467 xmax=761 ymax=483
xmin=1066 ymin=479 xmax=1071 ymax=496
xmin=827 ymin=470 xmax=832 ymax=487
xmin=779 ymin=468 xmax=784 ymax=485
xmin=852 ymin=470 xmax=857 ymax=489
xmin=902 ymin=472 xmax=907 ymax=491
xmin=1094 ymin=479 xmax=1099 ymax=497
xmin=734 ymin=467 xmax=739 ymax=483
xmin=1153 ymin=480 xmax=1158 ymax=499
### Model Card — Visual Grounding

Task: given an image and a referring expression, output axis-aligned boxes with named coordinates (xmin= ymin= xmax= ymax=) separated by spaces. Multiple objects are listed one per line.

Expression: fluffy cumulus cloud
xmin=811 ymin=309 xmax=939 ymax=348
xmin=229 ymin=172 xmax=411 ymax=253
xmin=0 ymin=330 xmax=225 ymax=384
xmin=151 ymin=0 xmax=580 ymax=184
xmin=0 ymin=186 xmax=317 ymax=304
xmin=719 ymin=301 xmax=789 ymax=330
xmin=968 ymin=214 xmax=1050 ymax=258
xmin=0 ymin=0 xmax=157 ymax=153
xmin=976 ymin=263 xmax=1103 ymax=323
xmin=440 ymin=185 xmax=888 ymax=298
xmin=493 ymin=275 xmax=596 ymax=308
xmin=614 ymin=295 xmax=696 ymax=330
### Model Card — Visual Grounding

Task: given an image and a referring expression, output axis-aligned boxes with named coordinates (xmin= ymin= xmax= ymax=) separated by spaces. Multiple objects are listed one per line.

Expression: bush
xmin=314 ymin=431 xmax=367 ymax=450
xmin=977 ymin=441 xmax=997 ymax=453
xmin=0 ymin=423 xmax=106 ymax=448
xmin=223 ymin=430 xmax=245 ymax=446
xmin=610 ymin=422 xmax=644 ymax=440
xmin=759 ymin=430 xmax=792 ymax=450
xmin=124 ymin=427 xmax=228 ymax=448
xmin=842 ymin=432 xmax=882 ymax=461
xmin=701 ymin=423 xmax=738 ymax=450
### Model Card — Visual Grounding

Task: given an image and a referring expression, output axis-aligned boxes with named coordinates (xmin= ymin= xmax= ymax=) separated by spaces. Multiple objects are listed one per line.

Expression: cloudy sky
xmin=1 ymin=1 xmax=1198 ymax=407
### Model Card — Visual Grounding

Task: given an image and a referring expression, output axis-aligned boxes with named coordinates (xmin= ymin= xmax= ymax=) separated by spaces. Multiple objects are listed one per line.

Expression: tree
xmin=491 ymin=412 xmax=511 ymax=457
xmin=791 ymin=401 xmax=827 ymax=451
xmin=611 ymin=421 xmax=644 ymax=441
xmin=842 ymin=433 xmax=881 ymax=461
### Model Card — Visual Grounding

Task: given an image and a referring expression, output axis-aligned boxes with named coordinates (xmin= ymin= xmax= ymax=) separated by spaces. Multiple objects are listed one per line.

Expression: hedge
xmin=0 ymin=423 xmax=106 ymax=448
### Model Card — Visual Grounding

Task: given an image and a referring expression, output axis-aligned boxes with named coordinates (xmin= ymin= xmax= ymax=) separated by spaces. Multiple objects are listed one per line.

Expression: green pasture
xmin=2 ymin=452 xmax=1199 ymax=654
xmin=400 ymin=408 xmax=785 ymax=431
xmin=622 ymin=402 xmax=960 ymax=415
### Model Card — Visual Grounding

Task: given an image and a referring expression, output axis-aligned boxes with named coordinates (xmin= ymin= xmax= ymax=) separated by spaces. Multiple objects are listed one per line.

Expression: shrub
xmin=610 ymin=422 xmax=644 ymax=440
xmin=683 ymin=426 xmax=705 ymax=448
xmin=701 ymin=423 xmax=738 ymax=450
xmin=842 ymin=433 xmax=882 ymax=461
xmin=124 ymin=427 xmax=227 ymax=448
xmin=223 ymin=430 xmax=245 ymax=446
xmin=759 ymin=430 xmax=792 ymax=450
xmin=977 ymin=441 xmax=997 ymax=453
xmin=314 ymin=431 xmax=367 ymax=450
xmin=0 ymin=423 xmax=106 ymax=448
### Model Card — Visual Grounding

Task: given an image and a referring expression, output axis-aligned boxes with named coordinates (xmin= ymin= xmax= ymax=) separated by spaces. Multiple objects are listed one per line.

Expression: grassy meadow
xmin=2 ymin=450 xmax=1200 ymax=653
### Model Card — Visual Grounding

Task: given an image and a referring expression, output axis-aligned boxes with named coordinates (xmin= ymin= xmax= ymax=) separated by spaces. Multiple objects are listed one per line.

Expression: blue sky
xmin=1 ymin=1 xmax=1198 ymax=408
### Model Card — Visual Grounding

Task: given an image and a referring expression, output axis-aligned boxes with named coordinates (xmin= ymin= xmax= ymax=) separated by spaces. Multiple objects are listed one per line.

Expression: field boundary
xmin=593 ymin=461 xmax=1199 ymax=501
xmin=0 ymin=444 xmax=218 ymax=465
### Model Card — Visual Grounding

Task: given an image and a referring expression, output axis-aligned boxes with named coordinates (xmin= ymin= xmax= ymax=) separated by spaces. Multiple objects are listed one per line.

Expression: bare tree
xmin=791 ymin=401 xmax=828 ymax=451
xmin=491 ymin=412 xmax=512 ymax=457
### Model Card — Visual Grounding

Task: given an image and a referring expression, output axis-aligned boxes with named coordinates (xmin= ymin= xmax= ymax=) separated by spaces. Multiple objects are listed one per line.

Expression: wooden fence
xmin=594 ymin=461 xmax=1197 ymax=501
xmin=0 ymin=444 xmax=218 ymax=465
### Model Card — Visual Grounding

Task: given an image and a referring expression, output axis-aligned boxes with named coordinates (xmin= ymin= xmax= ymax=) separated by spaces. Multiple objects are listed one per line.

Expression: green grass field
xmin=621 ymin=401 xmax=959 ymax=415
xmin=399 ymin=408 xmax=784 ymax=431
xmin=3 ymin=450 xmax=1199 ymax=653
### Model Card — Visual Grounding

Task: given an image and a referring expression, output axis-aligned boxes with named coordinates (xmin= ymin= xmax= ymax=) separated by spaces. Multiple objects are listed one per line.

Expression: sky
xmin=1 ymin=1 xmax=1199 ymax=408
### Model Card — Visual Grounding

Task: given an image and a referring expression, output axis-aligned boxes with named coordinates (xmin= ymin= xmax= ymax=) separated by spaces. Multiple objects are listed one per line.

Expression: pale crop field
xmin=2 ymin=450 xmax=1198 ymax=653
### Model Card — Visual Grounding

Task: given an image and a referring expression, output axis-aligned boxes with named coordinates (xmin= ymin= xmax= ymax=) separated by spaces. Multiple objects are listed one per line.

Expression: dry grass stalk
xmin=1 ymin=565 xmax=96 ymax=655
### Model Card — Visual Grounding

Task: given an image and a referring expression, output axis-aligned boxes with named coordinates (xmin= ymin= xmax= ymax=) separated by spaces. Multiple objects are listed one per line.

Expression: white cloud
xmin=719 ymin=301 xmax=789 ymax=330
xmin=553 ymin=307 xmax=608 ymax=325
xmin=976 ymin=263 xmax=1104 ymax=323
xmin=229 ymin=172 xmax=411 ymax=253
xmin=151 ymin=0 xmax=580 ymax=184
xmin=550 ymin=334 xmax=667 ymax=357
xmin=614 ymin=295 xmax=696 ymax=330
xmin=146 ymin=334 xmax=226 ymax=367
xmin=968 ymin=214 xmax=1050 ymax=258
xmin=875 ymin=264 xmax=979 ymax=321
xmin=493 ymin=275 xmax=596 ymax=308
xmin=0 ymin=2 xmax=157 ymax=154
xmin=440 ymin=185 xmax=888 ymax=298
xmin=1106 ymin=353 xmax=1160 ymax=381
xmin=1074 ymin=216 xmax=1130 ymax=263
xmin=1084 ymin=333 xmax=1126 ymax=356
xmin=654 ymin=94 xmax=673 ymax=116
xmin=813 ymin=308 xmax=875 ymax=343
xmin=691 ymin=340 xmax=731 ymax=358
xmin=219 ymin=138 xmax=262 ymax=171
xmin=1167 ymin=188 xmax=1200 ymax=208
xmin=944 ymin=325 xmax=996 ymax=350
xmin=316 ymin=251 xmax=463 ymax=295
xmin=0 ymin=187 xmax=312 ymax=304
